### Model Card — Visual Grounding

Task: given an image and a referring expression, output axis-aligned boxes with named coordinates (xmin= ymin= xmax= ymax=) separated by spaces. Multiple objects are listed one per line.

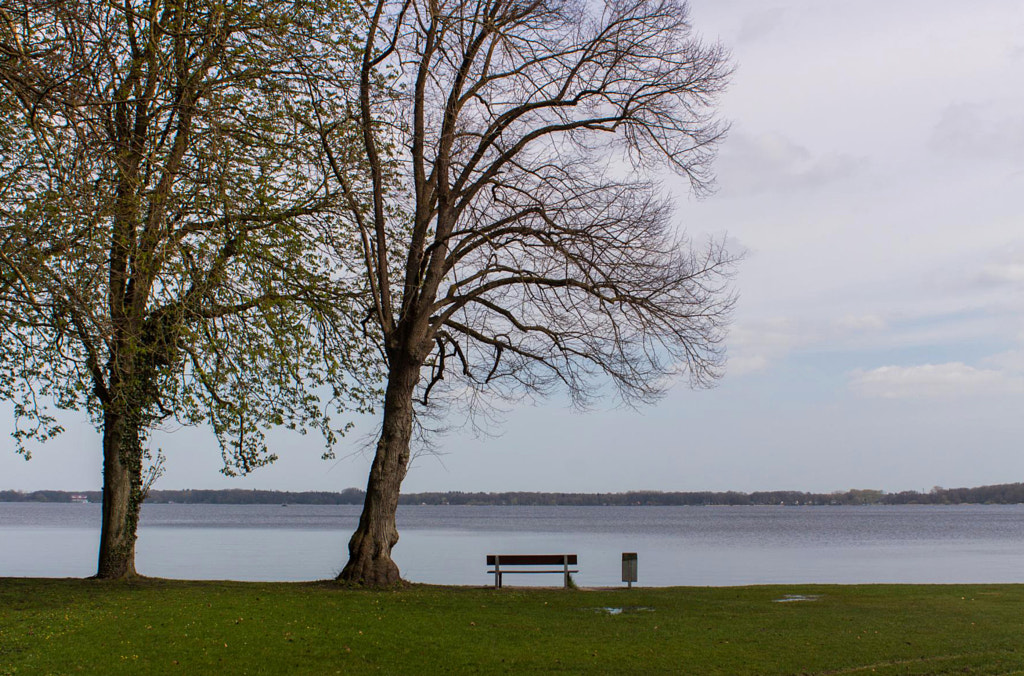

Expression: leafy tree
xmin=0 ymin=0 xmax=379 ymax=578
xmin=318 ymin=0 xmax=736 ymax=586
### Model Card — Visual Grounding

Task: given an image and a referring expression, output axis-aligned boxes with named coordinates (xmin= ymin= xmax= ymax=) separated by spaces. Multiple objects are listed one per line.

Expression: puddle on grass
xmin=593 ymin=606 xmax=655 ymax=615
xmin=771 ymin=595 xmax=822 ymax=603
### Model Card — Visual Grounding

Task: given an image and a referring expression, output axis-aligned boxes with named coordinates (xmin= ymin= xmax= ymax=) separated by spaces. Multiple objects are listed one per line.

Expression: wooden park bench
xmin=486 ymin=554 xmax=578 ymax=588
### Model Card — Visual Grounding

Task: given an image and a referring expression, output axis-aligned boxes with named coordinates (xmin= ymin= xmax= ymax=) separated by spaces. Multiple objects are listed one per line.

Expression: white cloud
xmin=726 ymin=354 xmax=770 ymax=376
xmin=982 ymin=349 xmax=1024 ymax=374
xmin=981 ymin=262 xmax=1024 ymax=285
xmin=714 ymin=130 xmax=865 ymax=196
xmin=728 ymin=313 xmax=890 ymax=377
xmin=849 ymin=363 xmax=1024 ymax=399
xmin=963 ymin=242 xmax=1024 ymax=290
xmin=978 ymin=244 xmax=1024 ymax=286
xmin=726 ymin=318 xmax=809 ymax=376
xmin=730 ymin=317 xmax=805 ymax=352
xmin=736 ymin=7 xmax=787 ymax=44
xmin=930 ymin=103 xmax=1024 ymax=163
xmin=832 ymin=314 xmax=887 ymax=333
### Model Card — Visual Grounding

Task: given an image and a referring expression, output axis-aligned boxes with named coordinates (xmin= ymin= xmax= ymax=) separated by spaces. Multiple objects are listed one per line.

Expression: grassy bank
xmin=2 ymin=579 xmax=1023 ymax=675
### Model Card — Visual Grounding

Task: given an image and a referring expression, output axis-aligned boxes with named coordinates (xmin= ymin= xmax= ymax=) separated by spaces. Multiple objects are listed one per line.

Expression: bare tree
xmin=0 ymin=0 xmax=378 ymax=578
xmin=319 ymin=0 xmax=735 ymax=586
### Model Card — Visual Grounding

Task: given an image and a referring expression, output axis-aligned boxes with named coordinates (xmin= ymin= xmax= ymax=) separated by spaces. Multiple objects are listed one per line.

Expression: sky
xmin=3 ymin=0 xmax=1023 ymax=495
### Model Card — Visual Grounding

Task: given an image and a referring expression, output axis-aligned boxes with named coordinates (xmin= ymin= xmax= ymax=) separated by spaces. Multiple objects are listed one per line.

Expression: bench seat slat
xmin=486 ymin=554 xmax=577 ymax=565
xmin=487 ymin=570 xmax=579 ymax=574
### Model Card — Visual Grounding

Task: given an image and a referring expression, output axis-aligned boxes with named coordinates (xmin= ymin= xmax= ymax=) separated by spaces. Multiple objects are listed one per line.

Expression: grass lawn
xmin=2 ymin=578 xmax=1023 ymax=675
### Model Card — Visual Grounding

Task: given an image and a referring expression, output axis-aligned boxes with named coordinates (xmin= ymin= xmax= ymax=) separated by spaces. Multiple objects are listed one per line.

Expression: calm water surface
xmin=3 ymin=503 xmax=1024 ymax=586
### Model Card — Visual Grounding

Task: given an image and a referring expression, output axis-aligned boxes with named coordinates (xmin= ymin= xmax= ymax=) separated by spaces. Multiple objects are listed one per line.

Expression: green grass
xmin=2 ymin=579 xmax=1024 ymax=675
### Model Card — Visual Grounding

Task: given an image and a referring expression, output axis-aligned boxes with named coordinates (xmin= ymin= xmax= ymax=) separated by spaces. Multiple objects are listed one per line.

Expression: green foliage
xmin=2 ymin=579 xmax=1024 ymax=675
xmin=0 ymin=0 xmax=382 ymax=471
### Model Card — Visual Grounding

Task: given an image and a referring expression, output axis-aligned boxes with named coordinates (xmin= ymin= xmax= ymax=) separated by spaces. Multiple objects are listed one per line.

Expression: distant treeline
xmin=5 ymin=484 xmax=1024 ymax=506
xmin=0 ymin=489 xmax=367 ymax=505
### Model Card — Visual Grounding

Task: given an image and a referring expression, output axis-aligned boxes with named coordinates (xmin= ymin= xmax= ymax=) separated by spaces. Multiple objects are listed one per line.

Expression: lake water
xmin=3 ymin=503 xmax=1024 ymax=587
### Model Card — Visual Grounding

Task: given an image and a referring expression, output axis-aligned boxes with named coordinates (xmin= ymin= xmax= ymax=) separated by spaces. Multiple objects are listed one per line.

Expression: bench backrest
xmin=486 ymin=554 xmax=577 ymax=565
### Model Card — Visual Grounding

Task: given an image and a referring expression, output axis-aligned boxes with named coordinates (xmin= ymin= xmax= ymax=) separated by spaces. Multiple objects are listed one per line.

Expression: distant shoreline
xmin=3 ymin=483 xmax=1024 ymax=506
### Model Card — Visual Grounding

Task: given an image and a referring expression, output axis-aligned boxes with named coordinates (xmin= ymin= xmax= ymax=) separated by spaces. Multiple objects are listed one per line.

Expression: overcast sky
xmin=3 ymin=0 xmax=1023 ymax=495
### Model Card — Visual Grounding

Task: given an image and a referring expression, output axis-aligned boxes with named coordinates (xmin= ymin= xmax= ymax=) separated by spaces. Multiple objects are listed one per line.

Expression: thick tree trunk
xmin=95 ymin=410 xmax=144 ymax=579
xmin=338 ymin=360 xmax=420 ymax=586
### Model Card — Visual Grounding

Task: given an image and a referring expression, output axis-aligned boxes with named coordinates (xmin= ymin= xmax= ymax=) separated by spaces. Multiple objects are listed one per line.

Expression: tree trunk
xmin=95 ymin=410 xmax=144 ymax=579
xmin=338 ymin=360 xmax=420 ymax=586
